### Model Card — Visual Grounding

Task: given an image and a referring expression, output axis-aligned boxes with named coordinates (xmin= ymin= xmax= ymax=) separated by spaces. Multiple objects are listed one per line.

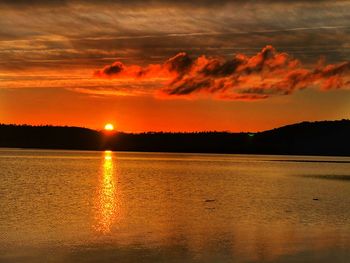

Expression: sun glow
xmin=104 ymin=123 xmax=114 ymax=131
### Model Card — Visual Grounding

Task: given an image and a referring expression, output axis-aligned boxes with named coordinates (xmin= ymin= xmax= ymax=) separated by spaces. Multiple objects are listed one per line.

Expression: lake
xmin=0 ymin=149 xmax=350 ymax=263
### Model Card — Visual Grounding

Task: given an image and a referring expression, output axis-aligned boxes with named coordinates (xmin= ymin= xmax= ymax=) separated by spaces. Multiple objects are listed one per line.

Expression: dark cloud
xmin=0 ymin=0 xmax=349 ymax=80
xmin=95 ymin=46 xmax=350 ymax=100
xmin=95 ymin=61 xmax=124 ymax=77
xmin=0 ymin=0 xmax=67 ymax=6
xmin=0 ymin=0 xmax=336 ymax=7
xmin=165 ymin=52 xmax=192 ymax=74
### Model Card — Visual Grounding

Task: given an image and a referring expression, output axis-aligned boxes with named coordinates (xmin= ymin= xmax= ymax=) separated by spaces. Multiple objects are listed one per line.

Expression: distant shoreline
xmin=1 ymin=120 xmax=350 ymax=156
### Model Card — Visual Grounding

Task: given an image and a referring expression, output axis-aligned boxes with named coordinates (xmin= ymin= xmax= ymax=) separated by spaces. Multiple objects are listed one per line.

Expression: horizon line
xmin=1 ymin=118 xmax=349 ymax=134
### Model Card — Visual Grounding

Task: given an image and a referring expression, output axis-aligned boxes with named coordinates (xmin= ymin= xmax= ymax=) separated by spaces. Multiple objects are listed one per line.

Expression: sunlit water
xmin=1 ymin=149 xmax=350 ymax=263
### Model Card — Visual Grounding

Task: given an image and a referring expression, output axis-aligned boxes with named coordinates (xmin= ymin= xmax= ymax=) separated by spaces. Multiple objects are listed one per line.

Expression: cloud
xmin=0 ymin=0 xmax=336 ymax=7
xmin=93 ymin=52 xmax=193 ymax=79
xmin=1 ymin=0 xmax=349 ymax=73
xmin=94 ymin=45 xmax=350 ymax=100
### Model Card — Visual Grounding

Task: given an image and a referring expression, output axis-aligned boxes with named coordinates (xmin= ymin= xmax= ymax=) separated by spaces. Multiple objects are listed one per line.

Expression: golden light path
xmin=94 ymin=150 xmax=119 ymax=233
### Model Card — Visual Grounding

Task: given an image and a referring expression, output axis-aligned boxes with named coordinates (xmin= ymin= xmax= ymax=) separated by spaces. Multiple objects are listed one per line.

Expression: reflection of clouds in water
xmin=299 ymin=174 xmax=350 ymax=181
xmin=2 ymin=151 xmax=350 ymax=263
xmin=94 ymin=150 xmax=118 ymax=233
xmin=66 ymin=227 xmax=350 ymax=263
xmin=84 ymin=152 xmax=350 ymax=262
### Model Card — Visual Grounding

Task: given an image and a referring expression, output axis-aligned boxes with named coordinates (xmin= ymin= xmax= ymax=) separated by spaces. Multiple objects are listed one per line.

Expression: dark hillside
xmin=255 ymin=120 xmax=350 ymax=155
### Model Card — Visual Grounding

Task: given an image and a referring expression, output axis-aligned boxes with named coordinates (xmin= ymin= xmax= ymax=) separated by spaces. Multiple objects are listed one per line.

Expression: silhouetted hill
xmin=0 ymin=124 xmax=100 ymax=150
xmin=255 ymin=120 xmax=350 ymax=156
xmin=0 ymin=120 xmax=350 ymax=156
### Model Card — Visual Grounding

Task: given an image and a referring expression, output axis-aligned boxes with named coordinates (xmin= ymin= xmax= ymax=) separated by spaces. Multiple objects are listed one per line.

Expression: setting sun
xmin=2 ymin=1 xmax=350 ymax=263
xmin=104 ymin=123 xmax=114 ymax=131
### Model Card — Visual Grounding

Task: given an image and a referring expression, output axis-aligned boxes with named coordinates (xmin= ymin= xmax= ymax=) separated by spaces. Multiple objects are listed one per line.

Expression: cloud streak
xmin=1 ymin=0 xmax=350 ymax=73
xmin=94 ymin=46 xmax=350 ymax=100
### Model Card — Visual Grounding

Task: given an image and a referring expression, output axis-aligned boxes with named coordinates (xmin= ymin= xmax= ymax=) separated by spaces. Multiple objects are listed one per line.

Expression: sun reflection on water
xmin=94 ymin=150 xmax=119 ymax=234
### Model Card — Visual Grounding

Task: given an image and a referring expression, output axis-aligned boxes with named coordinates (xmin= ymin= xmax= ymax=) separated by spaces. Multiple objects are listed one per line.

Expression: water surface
xmin=1 ymin=149 xmax=350 ymax=262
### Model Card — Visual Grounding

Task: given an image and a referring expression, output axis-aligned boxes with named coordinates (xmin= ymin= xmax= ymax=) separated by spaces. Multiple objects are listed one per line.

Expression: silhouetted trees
xmin=0 ymin=124 xmax=101 ymax=150
xmin=1 ymin=120 xmax=350 ymax=156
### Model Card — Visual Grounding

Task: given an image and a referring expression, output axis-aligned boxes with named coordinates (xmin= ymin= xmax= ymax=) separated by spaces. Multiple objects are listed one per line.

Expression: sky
xmin=0 ymin=0 xmax=349 ymax=132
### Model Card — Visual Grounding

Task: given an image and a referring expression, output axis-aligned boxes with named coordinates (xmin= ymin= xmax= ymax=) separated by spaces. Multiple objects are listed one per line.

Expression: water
xmin=1 ymin=149 xmax=350 ymax=263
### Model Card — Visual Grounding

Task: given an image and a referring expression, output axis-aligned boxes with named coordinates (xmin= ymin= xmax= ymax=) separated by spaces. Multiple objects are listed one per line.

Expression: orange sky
xmin=0 ymin=1 xmax=349 ymax=132
xmin=1 ymin=85 xmax=349 ymax=132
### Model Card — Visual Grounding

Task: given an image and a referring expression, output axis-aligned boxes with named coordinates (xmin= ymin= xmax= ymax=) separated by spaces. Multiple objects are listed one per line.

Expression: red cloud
xmin=94 ymin=46 xmax=350 ymax=100
xmin=94 ymin=62 xmax=169 ymax=79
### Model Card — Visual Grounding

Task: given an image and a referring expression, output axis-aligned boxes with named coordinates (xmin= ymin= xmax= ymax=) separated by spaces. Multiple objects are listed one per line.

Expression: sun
xmin=104 ymin=123 xmax=114 ymax=131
